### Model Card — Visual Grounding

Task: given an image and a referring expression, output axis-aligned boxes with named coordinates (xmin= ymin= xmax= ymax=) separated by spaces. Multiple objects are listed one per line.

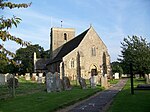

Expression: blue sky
xmin=2 ymin=0 xmax=150 ymax=62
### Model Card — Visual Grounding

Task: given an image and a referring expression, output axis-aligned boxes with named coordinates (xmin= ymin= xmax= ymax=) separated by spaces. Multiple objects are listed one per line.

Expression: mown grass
xmin=0 ymin=78 xmax=102 ymax=112
xmin=107 ymin=78 xmax=150 ymax=112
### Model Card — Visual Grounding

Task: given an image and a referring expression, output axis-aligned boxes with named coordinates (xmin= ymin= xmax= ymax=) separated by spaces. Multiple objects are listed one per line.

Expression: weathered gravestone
xmin=63 ymin=76 xmax=72 ymax=90
xmin=25 ymin=73 xmax=30 ymax=80
xmin=37 ymin=73 xmax=43 ymax=83
xmin=145 ymin=74 xmax=150 ymax=84
xmin=46 ymin=72 xmax=55 ymax=92
xmin=55 ymin=72 xmax=62 ymax=91
xmin=46 ymin=72 xmax=62 ymax=92
xmin=0 ymin=74 xmax=6 ymax=85
xmin=90 ymin=75 xmax=98 ymax=88
xmin=101 ymin=74 xmax=109 ymax=89
xmin=79 ymin=77 xmax=86 ymax=89
xmin=0 ymin=73 xmax=13 ymax=85
xmin=31 ymin=73 xmax=37 ymax=81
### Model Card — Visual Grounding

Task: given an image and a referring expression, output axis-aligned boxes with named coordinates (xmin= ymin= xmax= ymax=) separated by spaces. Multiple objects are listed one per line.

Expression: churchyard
xmin=1 ymin=72 xmax=150 ymax=112
xmin=0 ymin=73 xmax=105 ymax=112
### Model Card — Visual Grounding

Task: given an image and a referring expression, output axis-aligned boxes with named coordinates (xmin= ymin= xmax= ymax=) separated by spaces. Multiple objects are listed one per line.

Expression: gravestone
xmin=135 ymin=74 xmax=140 ymax=79
xmin=38 ymin=73 xmax=43 ymax=77
xmin=79 ymin=77 xmax=86 ymax=89
xmin=90 ymin=75 xmax=97 ymax=88
xmin=37 ymin=73 xmax=43 ymax=83
xmin=46 ymin=72 xmax=55 ymax=92
xmin=25 ymin=73 xmax=30 ymax=80
xmin=63 ymin=76 xmax=72 ymax=90
xmin=0 ymin=74 xmax=5 ymax=85
xmin=0 ymin=73 xmax=13 ymax=85
xmin=114 ymin=73 xmax=119 ymax=79
xmin=145 ymin=74 xmax=150 ymax=84
xmin=55 ymin=72 xmax=62 ymax=91
xmin=31 ymin=73 xmax=37 ymax=81
xmin=149 ymin=74 xmax=150 ymax=79
xmin=101 ymin=74 xmax=108 ymax=89
xmin=46 ymin=72 xmax=62 ymax=92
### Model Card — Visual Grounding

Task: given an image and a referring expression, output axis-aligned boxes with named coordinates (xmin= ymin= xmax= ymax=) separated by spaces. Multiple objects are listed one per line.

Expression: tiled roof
xmin=47 ymin=28 xmax=89 ymax=65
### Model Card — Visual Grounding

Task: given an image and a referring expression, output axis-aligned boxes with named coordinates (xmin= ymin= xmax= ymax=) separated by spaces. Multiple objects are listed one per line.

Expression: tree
xmin=15 ymin=44 xmax=45 ymax=73
xmin=111 ymin=61 xmax=123 ymax=75
xmin=41 ymin=49 xmax=51 ymax=58
xmin=0 ymin=0 xmax=31 ymax=65
xmin=118 ymin=36 xmax=150 ymax=76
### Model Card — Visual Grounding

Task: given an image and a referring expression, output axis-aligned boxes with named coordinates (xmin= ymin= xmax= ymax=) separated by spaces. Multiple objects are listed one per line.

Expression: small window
xmin=64 ymin=33 xmax=67 ymax=40
xmin=70 ymin=58 xmax=75 ymax=68
xmin=91 ymin=47 xmax=96 ymax=56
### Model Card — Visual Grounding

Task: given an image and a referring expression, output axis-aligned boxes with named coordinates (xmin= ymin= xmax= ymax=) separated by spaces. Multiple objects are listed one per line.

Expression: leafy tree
xmin=0 ymin=58 xmax=8 ymax=73
xmin=41 ymin=49 xmax=51 ymax=58
xmin=118 ymin=36 xmax=150 ymax=76
xmin=0 ymin=0 xmax=31 ymax=65
xmin=111 ymin=61 xmax=123 ymax=75
xmin=15 ymin=44 xmax=45 ymax=73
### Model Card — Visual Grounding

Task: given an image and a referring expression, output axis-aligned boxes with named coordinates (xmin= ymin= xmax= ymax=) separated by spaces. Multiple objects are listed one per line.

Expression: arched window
xmin=91 ymin=46 xmax=96 ymax=56
xmin=64 ymin=33 xmax=67 ymax=41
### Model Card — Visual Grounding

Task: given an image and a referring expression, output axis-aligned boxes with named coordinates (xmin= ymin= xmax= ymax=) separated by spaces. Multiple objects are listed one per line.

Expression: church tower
xmin=50 ymin=27 xmax=75 ymax=59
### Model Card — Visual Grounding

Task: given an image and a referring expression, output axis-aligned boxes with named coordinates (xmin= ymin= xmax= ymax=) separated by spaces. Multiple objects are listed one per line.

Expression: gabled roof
xmin=47 ymin=28 xmax=90 ymax=65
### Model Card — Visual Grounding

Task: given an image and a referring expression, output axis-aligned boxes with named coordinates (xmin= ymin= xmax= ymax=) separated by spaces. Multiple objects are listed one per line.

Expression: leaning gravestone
xmin=79 ymin=77 xmax=86 ymax=89
xmin=63 ymin=76 xmax=72 ymax=90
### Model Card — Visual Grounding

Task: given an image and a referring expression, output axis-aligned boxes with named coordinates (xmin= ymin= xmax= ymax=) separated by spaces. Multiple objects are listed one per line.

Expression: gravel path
xmin=57 ymin=78 xmax=128 ymax=112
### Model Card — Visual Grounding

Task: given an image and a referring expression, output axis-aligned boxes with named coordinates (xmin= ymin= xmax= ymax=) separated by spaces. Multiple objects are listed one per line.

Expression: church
xmin=46 ymin=26 xmax=111 ymax=80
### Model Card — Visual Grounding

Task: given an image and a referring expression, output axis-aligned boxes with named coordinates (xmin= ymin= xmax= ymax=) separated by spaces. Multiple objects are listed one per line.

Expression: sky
xmin=1 ymin=0 xmax=150 ymax=62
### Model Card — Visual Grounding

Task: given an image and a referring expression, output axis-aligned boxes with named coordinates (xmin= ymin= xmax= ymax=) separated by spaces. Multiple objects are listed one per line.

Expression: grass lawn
xmin=0 ymin=78 xmax=102 ymax=112
xmin=107 ymin=78 xmax=150 ymax=112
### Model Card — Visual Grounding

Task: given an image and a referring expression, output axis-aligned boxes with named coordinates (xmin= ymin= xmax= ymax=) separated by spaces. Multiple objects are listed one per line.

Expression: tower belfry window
xmin=64 ymin=33 xmax=67 ymax=41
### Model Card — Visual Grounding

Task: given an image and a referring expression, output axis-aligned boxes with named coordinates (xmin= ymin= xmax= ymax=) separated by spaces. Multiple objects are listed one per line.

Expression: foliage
xmin=111 ymin=61 xmax=123 ymax=75
xmin=0 ymin=0 xmax=31 ymax=65
xmin=41 ymin=49 xmax=51 ymax=58
xmin=15 ymin=44 xmax=45 ymax=73
xmin=0 ymin=58 xmax=8 ymax=73
xmin=118 ymin=36 xmax=150 ymax=75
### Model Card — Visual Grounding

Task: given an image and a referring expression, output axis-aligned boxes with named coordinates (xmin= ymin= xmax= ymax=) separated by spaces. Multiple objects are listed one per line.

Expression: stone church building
xmin=46 ymin=26 xmax=111 ymax=80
